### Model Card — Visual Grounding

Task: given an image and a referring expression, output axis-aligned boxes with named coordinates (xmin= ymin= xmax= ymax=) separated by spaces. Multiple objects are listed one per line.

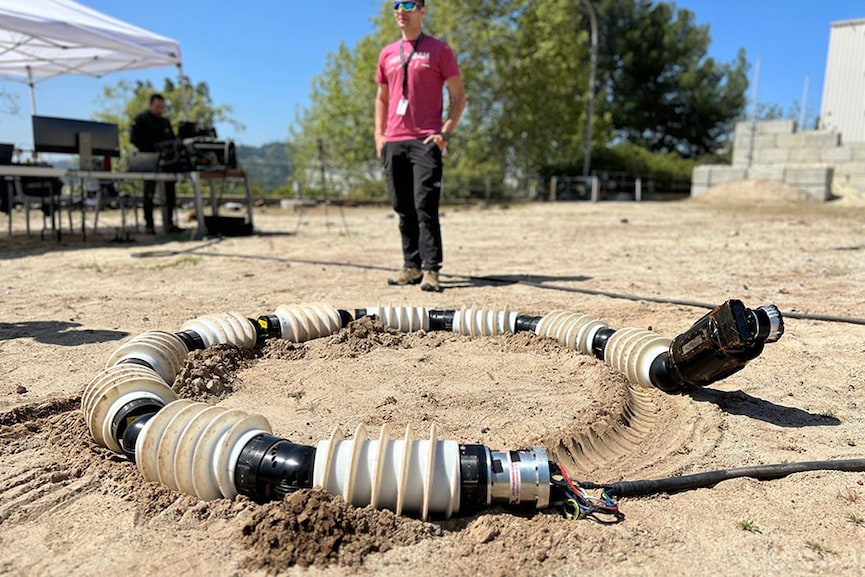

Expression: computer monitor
xmin=0 ymin=143 xmax=13 ymax=165
xmin=32 ymin=115 xmax=120 ymax=158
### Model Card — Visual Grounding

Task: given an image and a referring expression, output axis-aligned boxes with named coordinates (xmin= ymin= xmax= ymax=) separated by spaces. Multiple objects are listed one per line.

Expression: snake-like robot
xmin=82 ymin=300 xmax=783 ymax=520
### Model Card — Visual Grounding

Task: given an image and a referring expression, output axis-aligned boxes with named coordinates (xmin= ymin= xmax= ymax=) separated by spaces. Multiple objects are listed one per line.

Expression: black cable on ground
xmin=458 ymin=274 xmax=865 ymax=327
xmin=579 ymin=459 xmax=865 ymax=498
xmin=780 ymin=311 xmax=865 ymax=326
xmin=124 ymin=247 xmax=865 ymax=328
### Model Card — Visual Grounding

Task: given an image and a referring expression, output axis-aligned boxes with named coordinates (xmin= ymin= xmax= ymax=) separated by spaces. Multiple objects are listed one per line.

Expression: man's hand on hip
xmin=423 ymin=133 xmax=449 ymax=152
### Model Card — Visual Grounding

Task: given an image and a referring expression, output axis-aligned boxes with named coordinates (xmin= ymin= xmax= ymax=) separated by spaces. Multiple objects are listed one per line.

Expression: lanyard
xmin=399 ymin=33 xmax=425 ymax=99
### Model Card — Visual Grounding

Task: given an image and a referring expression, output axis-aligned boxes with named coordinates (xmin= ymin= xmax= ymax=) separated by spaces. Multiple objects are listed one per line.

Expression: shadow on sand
xmin=687 ymin=387 xmax=841 ymax=428
xmin=0 ymin=321 xmax=129 ymax=346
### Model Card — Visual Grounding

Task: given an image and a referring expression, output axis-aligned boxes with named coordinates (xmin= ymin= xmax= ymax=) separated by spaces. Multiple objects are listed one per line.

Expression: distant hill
xmin=235 ymin=141 xmax=294 ymax=193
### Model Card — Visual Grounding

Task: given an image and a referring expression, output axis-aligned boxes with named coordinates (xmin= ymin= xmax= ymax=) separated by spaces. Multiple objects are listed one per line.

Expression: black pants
xmin=383 ymin=139 xmax=444 ymax=271
xmin=143 ymin=179 xmax=176 ymax=229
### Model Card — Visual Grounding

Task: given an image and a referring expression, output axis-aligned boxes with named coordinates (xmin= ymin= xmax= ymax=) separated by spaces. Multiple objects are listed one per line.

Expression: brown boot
xmin=387 ymin=267 xmax=423 ymax=286
xmin=420 ymin=270 xmax=441 ymax=292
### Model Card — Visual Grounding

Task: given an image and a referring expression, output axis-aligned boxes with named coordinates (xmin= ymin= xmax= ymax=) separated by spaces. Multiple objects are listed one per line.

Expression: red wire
xmin=559 ymin=464 xmax=620 ymax=514
xmin=558 ymin=464 xmax=582 ymax=495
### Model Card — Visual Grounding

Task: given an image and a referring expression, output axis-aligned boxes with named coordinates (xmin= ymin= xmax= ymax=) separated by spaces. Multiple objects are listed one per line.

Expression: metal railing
xmin=288 ymin=170 xmax=692 ymax=203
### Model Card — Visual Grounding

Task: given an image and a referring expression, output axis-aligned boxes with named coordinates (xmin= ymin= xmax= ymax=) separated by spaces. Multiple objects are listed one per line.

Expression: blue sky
xmin=1 ymin=0 xmax=863 ymax=153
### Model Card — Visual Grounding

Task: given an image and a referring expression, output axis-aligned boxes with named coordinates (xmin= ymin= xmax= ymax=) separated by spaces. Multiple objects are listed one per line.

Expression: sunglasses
xmin=393 ymin=1 xmax=422 ymax=12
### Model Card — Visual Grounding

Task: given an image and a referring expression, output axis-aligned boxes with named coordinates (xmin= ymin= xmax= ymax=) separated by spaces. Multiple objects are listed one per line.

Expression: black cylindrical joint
xmin=429 ymin=310 xmax=455 ymax=332
xmin=354 ymin=308 xmax=370 ymax=321
xmin=459 ymin=444 xmax=490 ymax=513
xmin=234 ymin=434 xmax=317 ymax=502
xmin=514 ymin=316 xmax=543 ymax=333
xmin=120 ymin=411 xmax=157 ymax=462
xmin=111 ymin=397 xmax=166 ymax=454
xmin=175 ymin=330 xmax=206 ymax=352
xmin=116 ymin=357 xmax=156 ymax=372
xmin=338 ymin=309 xmax=354 ymax=328
xmin=648 ymin=353 xmax=686 ymax=393
xmin=255 ymin=315 xmax=283 ymax=340
xmin=592 ymin=328 xmax=616 ymax=360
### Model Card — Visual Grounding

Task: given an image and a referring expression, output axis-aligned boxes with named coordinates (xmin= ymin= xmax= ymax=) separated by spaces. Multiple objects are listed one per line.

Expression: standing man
xmin=131 ymin=94 xmax=181 ymax=234
xmin=376 ymin=0 xmax=466 ymax=292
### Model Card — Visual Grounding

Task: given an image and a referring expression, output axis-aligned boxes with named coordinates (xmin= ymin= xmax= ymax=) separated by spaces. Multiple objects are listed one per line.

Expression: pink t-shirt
xmin=376 ymin=34 xmax=460 ymax=142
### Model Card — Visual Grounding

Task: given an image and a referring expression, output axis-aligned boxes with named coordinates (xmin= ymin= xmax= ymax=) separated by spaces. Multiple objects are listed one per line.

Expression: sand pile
xmin=239 ymin=489 xmax=443 ymax=570
xmin=693 ymin=179 xmax=818 ymax=205
xmin=173 ymin=344 xmax=258 ymax=401
xmin=323 ymin=315 xmax=409 ymax=356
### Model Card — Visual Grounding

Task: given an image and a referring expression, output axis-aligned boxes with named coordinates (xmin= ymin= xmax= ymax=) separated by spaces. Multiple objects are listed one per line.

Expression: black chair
xmin=19 ymin=176 xmax=75 ymax=239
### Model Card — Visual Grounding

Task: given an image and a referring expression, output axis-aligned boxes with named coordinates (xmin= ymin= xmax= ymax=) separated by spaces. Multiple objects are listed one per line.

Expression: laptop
xmin=0 ymin=143 xmax=14 ymax=165
xmin=127 ymin=151 xmax=160 ymax=172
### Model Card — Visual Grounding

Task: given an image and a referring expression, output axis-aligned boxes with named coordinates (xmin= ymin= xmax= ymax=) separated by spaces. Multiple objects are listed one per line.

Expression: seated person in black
xmin=131 ymin=93 xmax=181 ymax=233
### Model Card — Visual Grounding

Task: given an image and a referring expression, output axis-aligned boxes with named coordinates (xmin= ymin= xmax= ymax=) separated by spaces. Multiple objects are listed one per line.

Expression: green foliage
xmin=593 ymin=141 xmax=697 ymax=180
xmin=428 ymin=1 xmax=599 ymax=173
xmin=594 ymin=0 xmax=748 ymax=157
xmin=749 ymin=100 xmax=819 ymax=130
xmin=544 ymin=141 xmax=698 ymax=186
xmin=753 ymin=101 xmax=785 ymax=121
xmin=95 ymin=76 xmax=295 ymax=196
xmin=805 ymin=541 xmax=836 ymax=558
xmin=292 ymin=0 xmax=751 ymax=197
xmin=738 ymin=519 xmax=762 ymax=534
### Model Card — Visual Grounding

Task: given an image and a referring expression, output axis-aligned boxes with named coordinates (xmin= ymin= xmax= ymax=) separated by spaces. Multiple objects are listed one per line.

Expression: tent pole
xmin=177 ymin=63 xmax=189 ymax=119
xmin=27 ymin=65 xmax=39 ymax=160
xmin=27 ymin=65 xmax=37 ymax=115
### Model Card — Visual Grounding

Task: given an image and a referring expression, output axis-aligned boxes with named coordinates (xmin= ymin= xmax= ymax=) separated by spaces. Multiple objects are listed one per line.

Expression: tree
xmin=94 ymin=76 xmax=242 ymax=164
xmin=293 ymin=0 xmax=749 ymax=198
xmin=431 ymin=0 xmax=610 ymax=174
xmin=594 ymin=0 xmax=748 ymax=157
xmin=292 ymin=1 xmax=604 ymax=194
xmin=0 ymin=85 xmax=18 ymax=115
xmin=750 ymin=100 xmax=818 ymax=130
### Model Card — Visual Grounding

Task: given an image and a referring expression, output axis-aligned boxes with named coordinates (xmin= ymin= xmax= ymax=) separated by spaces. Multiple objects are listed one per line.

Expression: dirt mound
xmin=0 ymin=396 xmax=80 ymax=427
xmin=239 ymin=488 xmax=442 ymax=570
xmin=258 ymin=339 xmax=308 ymax=361
xmin=693 ymin=179 xmax=818 ymax=205
xmin=172 ymin=344 xmax=258 ymax=401
xmin=829 ymin=181 xmax=865 ymax=206
xmin=493 ymin=331 xmax=567 ymax=355
xmin=323 ymin=316 xmax=409 ymax=357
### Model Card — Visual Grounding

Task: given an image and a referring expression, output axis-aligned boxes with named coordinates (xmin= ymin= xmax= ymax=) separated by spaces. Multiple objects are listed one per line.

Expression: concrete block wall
xmin=693 ymin=120 xmax=865 ymax=200
xmin=691 ymin=165 xmax=833 ymax=200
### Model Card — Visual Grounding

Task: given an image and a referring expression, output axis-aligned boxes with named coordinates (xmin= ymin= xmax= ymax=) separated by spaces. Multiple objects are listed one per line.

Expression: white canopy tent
xmin=0 ymin=0 xmax=182 ymax=114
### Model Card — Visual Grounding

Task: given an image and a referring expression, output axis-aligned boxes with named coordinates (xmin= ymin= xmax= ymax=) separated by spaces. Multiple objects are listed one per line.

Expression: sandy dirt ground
xmin=1 ymin=181 xmax=865 ymax=577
